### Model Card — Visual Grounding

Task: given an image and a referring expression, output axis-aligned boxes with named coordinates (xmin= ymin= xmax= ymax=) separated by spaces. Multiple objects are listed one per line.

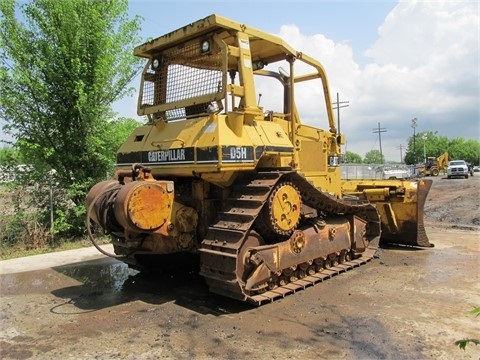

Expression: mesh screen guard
xmin=139 ymin=37 xmax=226 ymax=120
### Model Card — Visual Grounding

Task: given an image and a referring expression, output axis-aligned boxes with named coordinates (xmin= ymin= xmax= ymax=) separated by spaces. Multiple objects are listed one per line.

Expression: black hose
xmin=86 ymin=188 xmax=126 ymax=259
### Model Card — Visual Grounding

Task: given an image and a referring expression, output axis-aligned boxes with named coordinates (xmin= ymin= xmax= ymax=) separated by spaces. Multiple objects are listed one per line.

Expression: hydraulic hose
xmin=86 ymin=186 xmax=127 ymax=259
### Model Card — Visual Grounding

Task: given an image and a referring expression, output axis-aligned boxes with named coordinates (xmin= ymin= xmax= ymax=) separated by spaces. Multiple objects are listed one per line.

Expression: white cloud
xmin=271 ymin=0 xmax=479 ymax=161
xmin=277 ymin=24 xmax=360 ymax=98
xmin=366 ymin=1 xmax=477 ymax=68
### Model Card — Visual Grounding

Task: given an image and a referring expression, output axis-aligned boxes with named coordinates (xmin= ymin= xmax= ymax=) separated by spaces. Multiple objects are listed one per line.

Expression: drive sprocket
xmin=255 ymin=181 xmax=302 ymax=240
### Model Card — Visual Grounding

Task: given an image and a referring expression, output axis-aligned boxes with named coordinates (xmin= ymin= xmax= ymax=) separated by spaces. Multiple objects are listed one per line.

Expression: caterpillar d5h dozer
xmin=86 ymin=14 xmax=433 ymax=305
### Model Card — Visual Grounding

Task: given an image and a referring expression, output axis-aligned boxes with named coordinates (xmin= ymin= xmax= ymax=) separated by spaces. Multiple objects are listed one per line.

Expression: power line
xmin=372 ymin=122 xmax=387 ymax=163
xmin=332 ymin=92 xmax=349 ymax=134
xmin=370 ymin=136 xmax=378 ymax=152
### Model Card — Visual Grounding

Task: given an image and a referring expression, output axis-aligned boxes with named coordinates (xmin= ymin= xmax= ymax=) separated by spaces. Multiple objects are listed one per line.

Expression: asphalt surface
xmin=1 ymin=175 xmax=479 ymax=359
xmin=1 ymin=229 xmax=479 ymax=360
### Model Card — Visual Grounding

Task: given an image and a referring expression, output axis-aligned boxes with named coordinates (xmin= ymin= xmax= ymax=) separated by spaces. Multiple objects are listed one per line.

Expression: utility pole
xmin=332 ymin=92 xmax=349 ymax=134
xmin=422 ymin=134 xmax=427 ymax=163
xmin=396 ymin=144 xmax=405 ymax=164
xmin=372 ymin=122 xmax=387 ymax=163
xmin=411 ymin=117 xmax=417 ymax=164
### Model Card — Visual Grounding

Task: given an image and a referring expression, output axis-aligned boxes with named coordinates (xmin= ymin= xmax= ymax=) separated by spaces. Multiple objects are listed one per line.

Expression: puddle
xmin=0 ymin=254 xmax=253 ymax=314
xmin=56 ymin=258 xmax=137 ymax=292
xmin=0 ymin=258 xmax=135 ymax=296
xmin=48 ymin=254 xmax=217 ymax=312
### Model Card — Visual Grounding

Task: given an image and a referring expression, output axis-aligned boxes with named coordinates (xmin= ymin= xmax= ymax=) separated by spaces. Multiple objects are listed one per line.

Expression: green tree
xmin=0 ymin=0 xmax=143 ymax=236
xmin=448 ymin=138 xmax=480 ymax=165
xmin=364 ymin=149 xmax=385 ymax=164
xmin=405 ymin=131 xmax=441 ymax=164
xmin=405 ymin=132 xmax=480 ymax=165
xmin=0 ymin=145 xmax=21 ymax=165
xmin=343 ymin=151 xmax=362 ymax=163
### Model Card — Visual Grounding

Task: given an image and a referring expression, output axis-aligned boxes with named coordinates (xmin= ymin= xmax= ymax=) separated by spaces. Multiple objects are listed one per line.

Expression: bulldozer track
xmin=199 ymin=171 xmax=381 ymax=305
xmin=249 ymin=246 xmax=377 ymax=305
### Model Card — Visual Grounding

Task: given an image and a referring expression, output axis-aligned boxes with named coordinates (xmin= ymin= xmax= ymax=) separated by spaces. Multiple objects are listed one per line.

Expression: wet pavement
xmin=0 ymin=228 xmax=479 ymax=360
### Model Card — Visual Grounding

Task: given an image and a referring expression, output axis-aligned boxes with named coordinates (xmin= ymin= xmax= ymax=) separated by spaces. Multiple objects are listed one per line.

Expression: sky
xmin=2 ymin=0 xmax=479 ymax=162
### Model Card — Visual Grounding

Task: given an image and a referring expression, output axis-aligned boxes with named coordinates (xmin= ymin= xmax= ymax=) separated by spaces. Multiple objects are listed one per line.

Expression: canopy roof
xmin=134 ymin=14 xmax=299 ymax=66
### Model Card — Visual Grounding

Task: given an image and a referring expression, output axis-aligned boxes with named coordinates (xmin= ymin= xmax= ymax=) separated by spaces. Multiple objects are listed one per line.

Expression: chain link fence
xmin=341 ymin=164 xmax=417 ymax=180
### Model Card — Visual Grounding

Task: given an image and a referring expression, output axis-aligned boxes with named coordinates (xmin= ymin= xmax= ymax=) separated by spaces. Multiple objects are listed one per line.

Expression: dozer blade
xmin=378 ymin=179 xmax=433 ymax=247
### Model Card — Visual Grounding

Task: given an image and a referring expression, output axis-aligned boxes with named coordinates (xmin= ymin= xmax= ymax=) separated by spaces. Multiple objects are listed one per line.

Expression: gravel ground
xmin=423 ymin=175 xmax=480 ymax=230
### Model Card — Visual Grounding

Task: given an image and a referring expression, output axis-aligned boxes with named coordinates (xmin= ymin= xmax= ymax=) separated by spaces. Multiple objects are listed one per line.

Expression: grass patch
xmin=0 ymin=235 xmax=111 ymax=260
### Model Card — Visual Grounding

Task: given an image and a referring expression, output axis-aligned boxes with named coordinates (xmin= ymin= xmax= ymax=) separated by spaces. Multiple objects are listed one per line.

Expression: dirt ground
xmin=0 ymin=175 xmax=479 ymax=359
xmin=423 ymin=174 xmax=480 ymax=231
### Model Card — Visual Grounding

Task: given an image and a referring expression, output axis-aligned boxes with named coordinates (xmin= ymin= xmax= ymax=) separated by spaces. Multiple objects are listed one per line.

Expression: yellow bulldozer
xmin=86 ymin=14 xmax=432 ymax=304
xmin=418 ymin=152 xmax=449 ymax=176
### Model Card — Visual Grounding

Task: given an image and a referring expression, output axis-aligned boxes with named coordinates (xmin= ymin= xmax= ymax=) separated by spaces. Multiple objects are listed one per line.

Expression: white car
xmin=447 ymin=160 xmax=469 ymax=179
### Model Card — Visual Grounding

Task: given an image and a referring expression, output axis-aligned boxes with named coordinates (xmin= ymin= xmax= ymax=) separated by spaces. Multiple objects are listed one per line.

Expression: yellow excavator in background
xmin=418 ymin=152 xmax=449 ymax=176
xmin=86 ymin=14 xmax=433 ymax=304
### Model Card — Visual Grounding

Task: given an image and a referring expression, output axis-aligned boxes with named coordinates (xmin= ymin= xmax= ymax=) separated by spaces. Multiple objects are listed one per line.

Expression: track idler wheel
xmin=255 ymin=181 xmax=302 ymax=240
